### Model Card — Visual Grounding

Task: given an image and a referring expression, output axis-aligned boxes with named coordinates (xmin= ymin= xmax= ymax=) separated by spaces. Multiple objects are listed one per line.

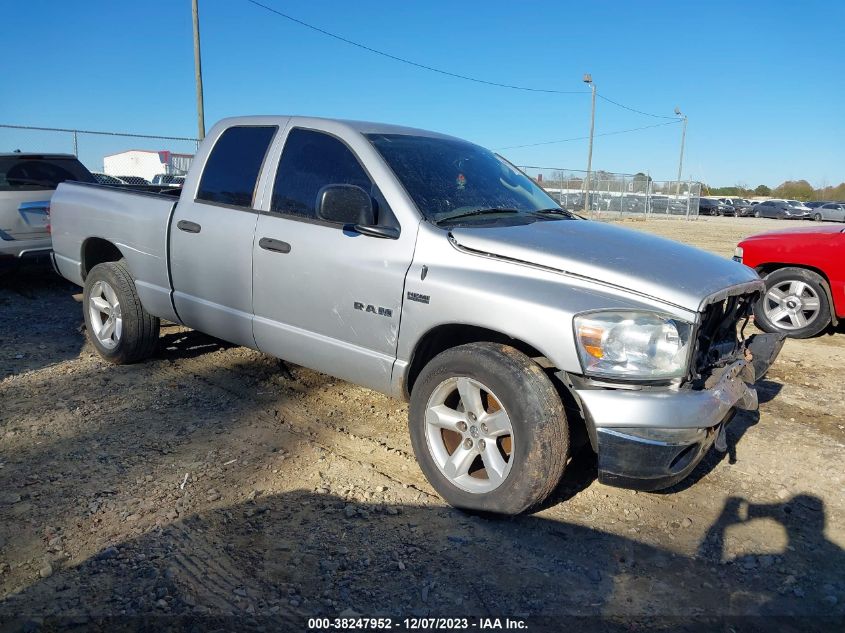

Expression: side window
xmin=272 ymin=128 xmax=372 ymax=219
xmin=196 ymin=126 xmax=276 ymax=207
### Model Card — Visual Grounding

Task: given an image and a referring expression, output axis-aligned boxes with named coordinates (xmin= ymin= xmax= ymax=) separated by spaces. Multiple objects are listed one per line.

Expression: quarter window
xmin=197 ymin=126 xmax=276 ymax=207
xmin=272 ymin=128 xmax=372 ymax=218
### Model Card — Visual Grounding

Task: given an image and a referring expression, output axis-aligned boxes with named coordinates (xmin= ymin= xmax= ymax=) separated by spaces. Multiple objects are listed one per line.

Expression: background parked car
xmin=805 ymin=201 xmax=827 ymax=210
xmin=735 ymin=226 xmax=844 ymax=338
xmin=115 ymin=175 xmax=151 ymax=186
xmin=812 ymin=202 xmax=845 ymax=222
xmin=720 ymin=197 xmax=754 ymax=216
xmin=699 ymin=197 xmax=735 ymax=216
xmin=92 ymin=172 xmax=126 ymax=186
xmin=786 ymin=200 xmax=812 ymax=217
xmin=1 ymin=153 xmax=95 ymax=260
xmin=753 ymin=199 xmax=809 ymax=219
xmin=151 ymin=174 xmax=185 ymax=187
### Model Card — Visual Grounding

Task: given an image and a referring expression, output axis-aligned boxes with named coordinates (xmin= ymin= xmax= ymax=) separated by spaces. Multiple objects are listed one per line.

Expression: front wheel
xmin=813 ymin=212 xmax=822 ymax=221
xmin=754 ymin=267 xmax=831 ymax=338
xmin=409 ymin=342 xmax=569 ymax=515
xmin=83 ymin=261 xmax=160 ymax=363
xmin=754 ymin=210 xmax=761 ymax=218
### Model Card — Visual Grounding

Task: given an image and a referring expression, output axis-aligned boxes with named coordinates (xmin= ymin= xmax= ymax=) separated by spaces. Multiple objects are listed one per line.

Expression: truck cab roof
xmin=213 ymin=115 xmax=462 ymax=142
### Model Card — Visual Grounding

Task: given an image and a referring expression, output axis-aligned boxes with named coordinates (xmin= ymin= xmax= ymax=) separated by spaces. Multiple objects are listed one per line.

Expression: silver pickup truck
xmin=50 ymin=116 xmax=784 ymax=514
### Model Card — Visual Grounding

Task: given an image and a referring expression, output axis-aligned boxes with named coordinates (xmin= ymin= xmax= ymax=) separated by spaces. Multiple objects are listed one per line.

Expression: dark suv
xmin=699 ymin=197 xmax=735 ymax=216
xmin=721 ymin=197 xmax=753 ymax=216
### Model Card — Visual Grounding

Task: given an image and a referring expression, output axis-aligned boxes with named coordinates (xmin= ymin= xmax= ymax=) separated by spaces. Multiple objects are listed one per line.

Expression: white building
xmin=103 ymin=149 xmax=194 ymax=181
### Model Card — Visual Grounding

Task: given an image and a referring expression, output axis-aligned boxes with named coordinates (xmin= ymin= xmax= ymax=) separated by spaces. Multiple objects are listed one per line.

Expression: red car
xmin=735 ymin=225 xmax=844 ymax=338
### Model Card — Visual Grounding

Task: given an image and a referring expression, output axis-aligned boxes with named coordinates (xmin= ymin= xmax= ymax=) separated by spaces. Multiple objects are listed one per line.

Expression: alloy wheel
xmin=424 ymin=377 xmax=514 ymax=494
xmin=763 ymin=280 xmax=821 ymax=330
xmin=88 ymin=280 xmax=123 ymax=349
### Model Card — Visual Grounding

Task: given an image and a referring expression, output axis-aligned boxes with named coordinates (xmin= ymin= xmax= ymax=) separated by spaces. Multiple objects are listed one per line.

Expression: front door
xmin=169 ymin=124 xmax=278 ymax=347
xmin=252 ymin=127 xmax=417 ymax=393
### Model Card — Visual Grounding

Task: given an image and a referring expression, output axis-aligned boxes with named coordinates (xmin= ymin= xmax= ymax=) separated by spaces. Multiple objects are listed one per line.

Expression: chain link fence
xmin=0 ymin=124 xmax=199 ymax=186
xmin=518 ymin=166 xmax=701 ymax=219
xmin=1 ymin=124 xmax=701 ymax=216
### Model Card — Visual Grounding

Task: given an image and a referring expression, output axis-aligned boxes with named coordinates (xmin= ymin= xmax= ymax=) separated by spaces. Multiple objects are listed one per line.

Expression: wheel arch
xmin=80 ymin=237 xmax=124 ymax=280
xmin=755 ymin=263 xmax=838 ymax=327
xmin=404 ymin=324 xmax=546 ymax=398
xmin=403 ymin=323 xmax=591 ymax=451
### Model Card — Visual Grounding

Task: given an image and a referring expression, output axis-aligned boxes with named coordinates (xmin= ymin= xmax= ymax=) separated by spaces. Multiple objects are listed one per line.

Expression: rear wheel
xmin=754 ymin=267 xmax=831 ymax=338
xmin=409 ymin=342 xmax=569 ymax=515
xmin=83 ymin=261 xmax=160 ymax=363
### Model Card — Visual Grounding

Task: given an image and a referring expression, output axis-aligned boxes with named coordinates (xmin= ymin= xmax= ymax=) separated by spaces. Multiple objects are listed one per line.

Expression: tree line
xmin=703 ymin=180 xmax=845 ymax=201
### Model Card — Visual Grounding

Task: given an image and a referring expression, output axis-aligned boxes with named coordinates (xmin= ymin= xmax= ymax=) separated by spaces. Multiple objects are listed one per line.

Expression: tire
xmin=754 ymin=267 xmax=831 ymax=339
xmin=813 ymin=213 xmax=822 ymax=221
xmin=754 ymin=210 xmax=761 ymax=218
xmin=409 ymin=342 xmax=569 ymax=515
xmin=83 ymin=260 xmax=160 ymax=363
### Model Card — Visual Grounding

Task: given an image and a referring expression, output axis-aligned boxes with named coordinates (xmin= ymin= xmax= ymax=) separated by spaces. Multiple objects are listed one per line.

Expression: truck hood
xmin=449 ymin=220 xmax=760 ymax=311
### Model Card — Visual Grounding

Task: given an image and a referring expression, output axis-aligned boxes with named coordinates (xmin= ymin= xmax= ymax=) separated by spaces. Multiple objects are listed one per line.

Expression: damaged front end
xmin=574 ymin=282 xmax=785 ymax=491
xmin=690 ymin=286 xmax=785 ymax=396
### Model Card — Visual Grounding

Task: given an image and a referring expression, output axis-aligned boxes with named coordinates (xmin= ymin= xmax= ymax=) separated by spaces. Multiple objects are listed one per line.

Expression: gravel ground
xmin=1 ymin=216 xmax=843 ymax=630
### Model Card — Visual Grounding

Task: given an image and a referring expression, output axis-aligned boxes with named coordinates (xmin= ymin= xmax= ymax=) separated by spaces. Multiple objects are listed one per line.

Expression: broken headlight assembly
xmin=574 ymin=311 xmax=693 ymax=380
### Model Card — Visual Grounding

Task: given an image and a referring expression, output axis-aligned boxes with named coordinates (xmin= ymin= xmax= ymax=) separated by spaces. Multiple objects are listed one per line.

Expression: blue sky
xmin=1 ymin=0 xmax=843 ymax=187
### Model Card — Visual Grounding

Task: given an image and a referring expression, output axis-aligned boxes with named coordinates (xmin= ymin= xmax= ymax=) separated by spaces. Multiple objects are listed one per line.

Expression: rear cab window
xmin=0 ymin=155 xmax=95 ymax=191
xmin=196 ymin=126 xmax=277 ymax=208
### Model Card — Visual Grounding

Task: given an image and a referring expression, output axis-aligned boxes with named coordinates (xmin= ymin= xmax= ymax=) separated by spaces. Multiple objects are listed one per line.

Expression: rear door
xmin=251 ymin=127 xmax=416 ymax=393
xmin=823 ymin=203 xmax=845 ymax=222
xmin=169 ymin=125 xmax=278 ymax=347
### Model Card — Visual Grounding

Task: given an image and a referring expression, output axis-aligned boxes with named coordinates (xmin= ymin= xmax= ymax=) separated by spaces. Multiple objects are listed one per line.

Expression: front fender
xmin=394 ymin=230 xmax=699 ymax=387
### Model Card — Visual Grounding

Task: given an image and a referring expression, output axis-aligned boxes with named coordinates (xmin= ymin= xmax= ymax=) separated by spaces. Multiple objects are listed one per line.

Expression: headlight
xmin=574 ymin=311 xmax=692 ymax=380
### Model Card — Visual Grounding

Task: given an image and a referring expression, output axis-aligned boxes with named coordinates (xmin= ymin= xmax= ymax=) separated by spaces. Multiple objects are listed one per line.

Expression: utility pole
xmin=192 ymin=0 xmax=206 ymax=140
xmin=674 ymin=107 xmax=687 ymax=193
xmin=583 ymin=74 xmax=596 ymax=214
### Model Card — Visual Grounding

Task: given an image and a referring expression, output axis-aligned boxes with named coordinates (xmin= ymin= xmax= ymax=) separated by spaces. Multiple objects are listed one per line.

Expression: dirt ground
xmin=1 ymin=216 xmax=843 ymax=630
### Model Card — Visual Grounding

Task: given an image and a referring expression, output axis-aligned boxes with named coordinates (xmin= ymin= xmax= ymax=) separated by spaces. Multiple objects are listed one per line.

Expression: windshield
xmin=788 ymin=200 xmax=803 ymax=206
xmin=366 ymin=133 xmax=563 ymax=224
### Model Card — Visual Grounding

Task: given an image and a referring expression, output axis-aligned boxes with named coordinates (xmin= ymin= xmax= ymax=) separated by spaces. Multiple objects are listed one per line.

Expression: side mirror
xmin=316 ymin=184 xmax=374 ymax=226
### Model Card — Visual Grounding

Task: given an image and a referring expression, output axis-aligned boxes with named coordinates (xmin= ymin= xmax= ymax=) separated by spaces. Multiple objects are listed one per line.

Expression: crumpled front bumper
xmin=574 ymin=333 xmax=785 ymax=491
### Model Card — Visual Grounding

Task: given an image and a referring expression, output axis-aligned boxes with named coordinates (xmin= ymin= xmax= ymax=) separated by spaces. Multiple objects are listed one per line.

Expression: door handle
xmin=259 ymin=237 xmax=291 ymax=254
xmin=177 ymin=220 xmax=202 ymax=234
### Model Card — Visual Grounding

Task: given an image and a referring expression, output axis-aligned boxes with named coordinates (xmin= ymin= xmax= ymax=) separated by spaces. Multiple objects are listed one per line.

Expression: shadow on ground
xmin=0 ymin=259 xmax=83 ymax=375
xmin=1 ymin=488 xmax=842 ymax=632
xmin=156 ymin=326 xmax=235 ymax=360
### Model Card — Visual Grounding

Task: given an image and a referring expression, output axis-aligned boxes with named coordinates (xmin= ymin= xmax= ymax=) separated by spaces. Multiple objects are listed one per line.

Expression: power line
xmin=0 ymin=123 xmax=199 ymax=142
xmin=245 ymin=0 xmax=680 ymax=120
xmin=244 ymin=0 xmax=587 ymax=94
xmin=495 ymin=120 xmax=681 ymax=150
xmin=596 ymin=94 xmax=678 ymax=120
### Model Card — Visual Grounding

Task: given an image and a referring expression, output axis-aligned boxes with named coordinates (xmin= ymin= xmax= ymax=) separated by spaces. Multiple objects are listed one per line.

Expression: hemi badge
xmin=407 ymin=291 xmax=430 ymax=304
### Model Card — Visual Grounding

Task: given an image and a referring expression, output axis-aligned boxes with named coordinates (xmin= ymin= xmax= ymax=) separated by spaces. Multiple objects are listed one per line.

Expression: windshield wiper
xmin=435 ymin=207 xmax=521 ymax=224
xmin=532 ymin=207 xmax=580 ymax=220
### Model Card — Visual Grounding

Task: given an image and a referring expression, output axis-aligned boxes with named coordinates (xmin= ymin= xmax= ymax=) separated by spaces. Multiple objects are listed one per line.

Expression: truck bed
xmin=51 ymin=181 xmax=180 ymax=322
